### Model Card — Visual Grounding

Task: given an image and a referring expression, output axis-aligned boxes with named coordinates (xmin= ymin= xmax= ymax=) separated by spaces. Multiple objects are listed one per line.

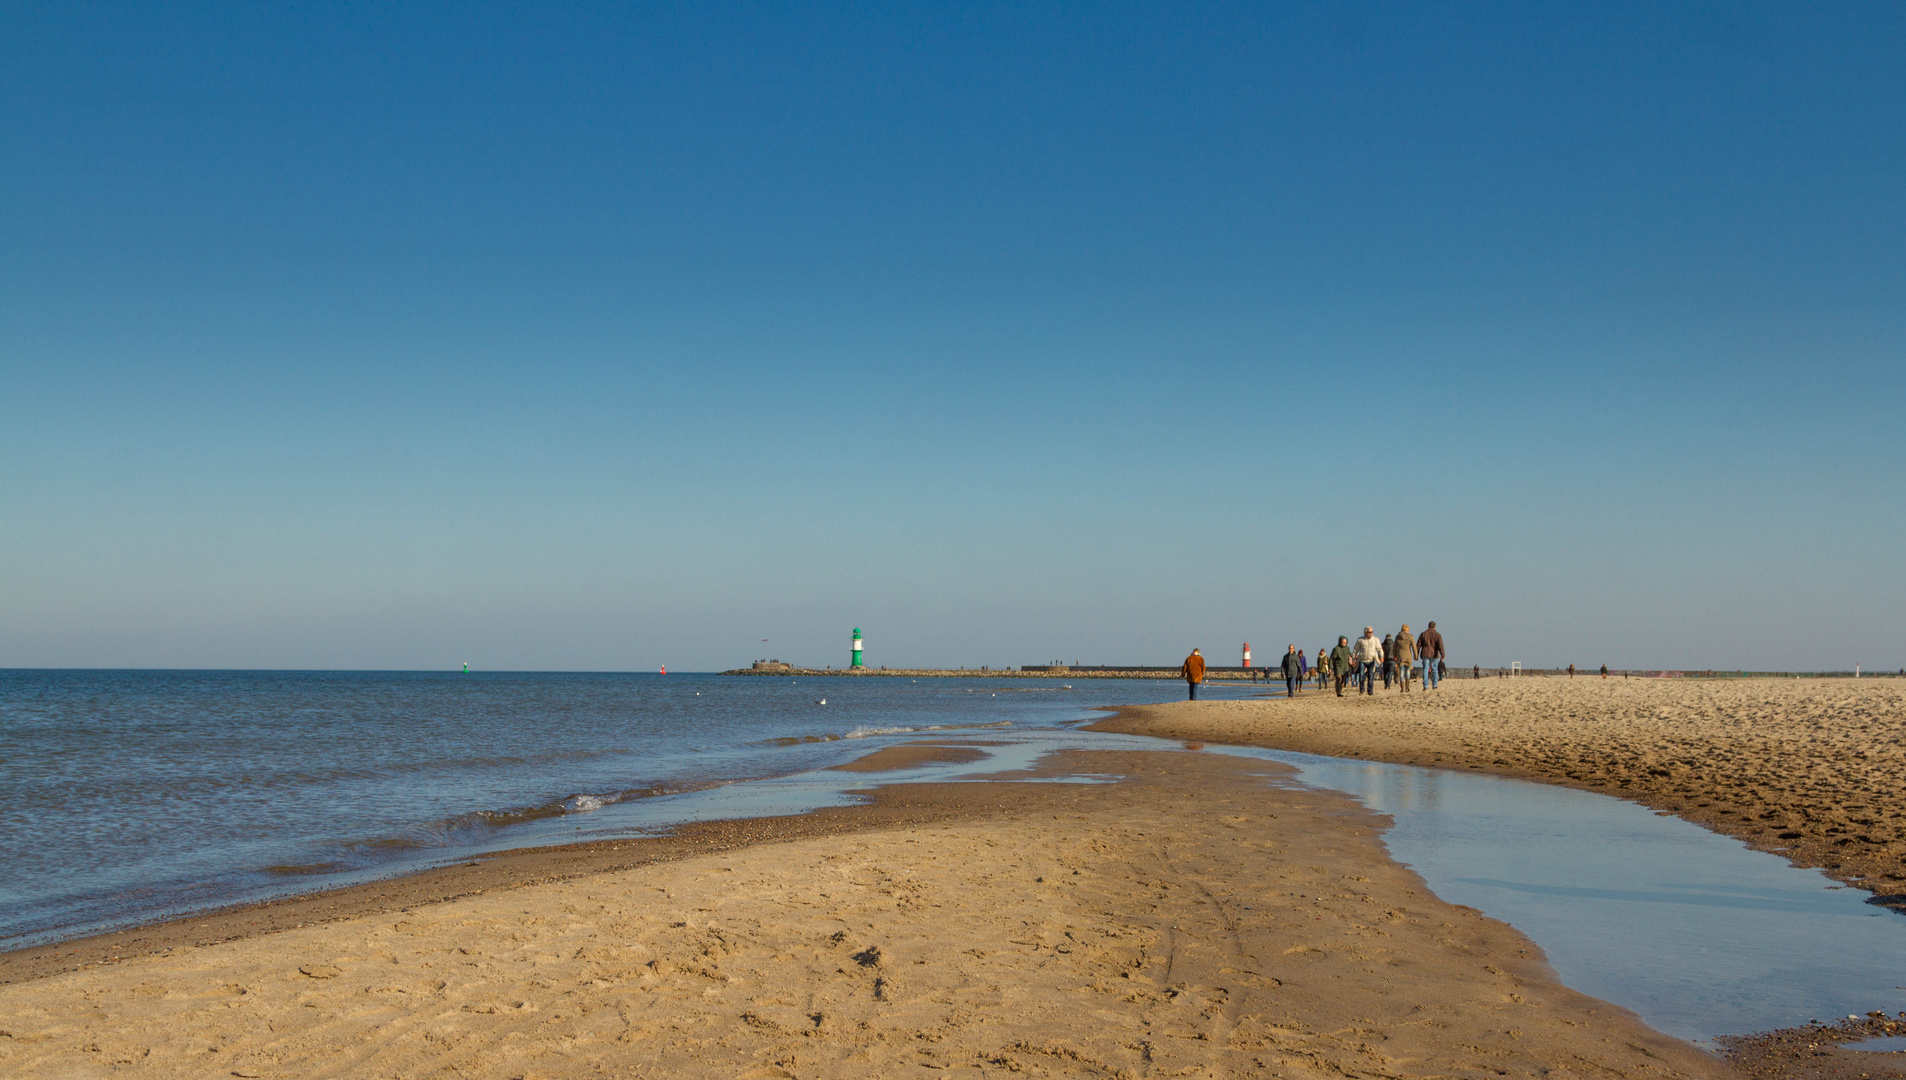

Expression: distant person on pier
xmin=1393 ymin=625 xmax=1418 ymax=693
xmin=1181 ymin=648 xmax=1207 ymax=701
xmin=1419 ymin=622 xmax=1446 ymax=689
xmin=1281 ymin=645 xmax=1303 ymax=698
xmin=1355 ymin=628 xmax=1384 ymax=696
xmin=1329 ymin=637 xmax=1354 ymax=696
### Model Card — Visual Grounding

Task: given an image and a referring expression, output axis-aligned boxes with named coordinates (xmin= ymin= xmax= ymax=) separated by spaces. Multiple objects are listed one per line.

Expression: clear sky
xmin=3 ymin=2 xmax=1902 ymax=672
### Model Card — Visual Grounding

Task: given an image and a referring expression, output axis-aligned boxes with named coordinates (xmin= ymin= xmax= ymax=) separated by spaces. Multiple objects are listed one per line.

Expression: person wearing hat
xmin=1181 ymin=648 xmax=1207 ymax=700
xmin=1353 ymin=628 xmax=1384 ymax=695
xmin=1328 ymin=636 xmax=1353 ymax=696
xmin=1393 ymin=624 xmax=1418 ymax=692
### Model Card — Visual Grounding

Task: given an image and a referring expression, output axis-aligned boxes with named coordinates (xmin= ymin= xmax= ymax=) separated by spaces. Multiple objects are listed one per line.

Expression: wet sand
xmin=1087 ymin=677 xmax=1906 ymax=902
xmin=0 ymin=749 xmax=1731 ymax=1079
xmin=826 ymin=744 xmax=989 ymax=772
xmin=0 ymin=789 xmax=1009 ymax=988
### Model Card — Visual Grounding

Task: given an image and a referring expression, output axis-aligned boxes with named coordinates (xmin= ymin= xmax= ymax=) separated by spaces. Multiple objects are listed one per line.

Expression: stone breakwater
xmin=719 ymin=667 xmax=1270 ymax=680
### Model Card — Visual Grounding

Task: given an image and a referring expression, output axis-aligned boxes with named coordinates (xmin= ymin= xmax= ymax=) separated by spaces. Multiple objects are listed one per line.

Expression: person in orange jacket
xmin=1181 ymin=648 xmax=1207 ymax=700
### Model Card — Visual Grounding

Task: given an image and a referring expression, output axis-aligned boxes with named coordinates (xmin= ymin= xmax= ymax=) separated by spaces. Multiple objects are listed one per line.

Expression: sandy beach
xmin=0 ymin=748 xmax=1733 ymax=1080
xmin=1090 ymin=677 xmax=1906 ymax=902
xmin=6 ymin=678 xmax=1905 ymax=1079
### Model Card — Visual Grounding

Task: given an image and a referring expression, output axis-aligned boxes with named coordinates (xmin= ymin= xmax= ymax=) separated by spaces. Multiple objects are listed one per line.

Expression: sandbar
xmin=1089 ymin=677 xmax=1906 ymax=901
xmin=0 ymin=749 xmax=1730 ymax=1079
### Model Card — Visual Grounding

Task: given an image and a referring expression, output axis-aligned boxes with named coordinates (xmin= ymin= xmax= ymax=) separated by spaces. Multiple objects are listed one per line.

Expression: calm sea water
xmin=0 ymin=670 xmax=1237 ymax=949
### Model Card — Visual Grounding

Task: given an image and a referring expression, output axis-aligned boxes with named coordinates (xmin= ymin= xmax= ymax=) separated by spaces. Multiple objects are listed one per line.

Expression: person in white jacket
xmin=1354 ymin=627 xmax=1384 ymax=696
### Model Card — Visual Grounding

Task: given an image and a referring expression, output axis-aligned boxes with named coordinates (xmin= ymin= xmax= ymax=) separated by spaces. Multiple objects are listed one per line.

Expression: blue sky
xmin=3 ymin=2 xmax=1902 ymax=671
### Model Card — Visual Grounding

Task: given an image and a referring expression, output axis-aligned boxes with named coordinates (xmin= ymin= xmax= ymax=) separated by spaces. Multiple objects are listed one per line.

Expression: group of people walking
xmin=1323 ymin=622 xmax=1447 ymax=697
xmin=1179 ymin=622 xmax=1447 ymax=700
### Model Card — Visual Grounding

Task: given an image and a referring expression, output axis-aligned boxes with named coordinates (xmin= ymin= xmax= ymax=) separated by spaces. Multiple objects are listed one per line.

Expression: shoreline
xmin=7 ymin=684 xmax=1904 ymax=1076
xmin=1085 ymin=677 xmax=1906 ymax=903
xmin=721 ymin=668 xmax=1903 ymax=678
xmin=723 ymin=667 xmax=1231 ymax=679
xmin=0 ymin=779 xmax=1015 ymax=988
xmin=0 ymin=748 xmax=1744 ymax=1079
xmin=14 ymin=677 xmax=1897 ymax=965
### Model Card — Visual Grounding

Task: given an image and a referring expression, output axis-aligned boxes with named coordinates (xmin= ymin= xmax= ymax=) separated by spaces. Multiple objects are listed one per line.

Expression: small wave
xmin=764 ymin=733 xmax=842 ymax=746
xmin=333 ymin=779 xmax=734 ymax=858
xmin=758 ymin=719 xmax=1013 ymax=748
xmin=263 ymin=862 xmax=346 ymax=876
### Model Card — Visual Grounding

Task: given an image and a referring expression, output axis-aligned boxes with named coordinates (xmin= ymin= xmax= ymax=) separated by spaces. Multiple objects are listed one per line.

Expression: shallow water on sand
xmin=479 ymin=723 xmax=1906 ymax=1043
xmin=0 ymin=670 xmax=1254 ymax=949
xmin=1195 ymin=745 xmax=1906 ymax=1043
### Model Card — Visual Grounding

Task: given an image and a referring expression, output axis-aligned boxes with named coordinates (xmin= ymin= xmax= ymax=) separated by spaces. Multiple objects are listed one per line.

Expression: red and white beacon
xmin=1242 ymin=643 xmax=1251 ymax=668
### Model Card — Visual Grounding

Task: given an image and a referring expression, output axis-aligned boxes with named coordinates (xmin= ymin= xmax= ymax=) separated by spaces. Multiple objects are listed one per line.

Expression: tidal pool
xmin=1218 ymin=745 xmax=1906 ymax=1044
xmin=547 ymin=727 xmax=1906 ymax=1044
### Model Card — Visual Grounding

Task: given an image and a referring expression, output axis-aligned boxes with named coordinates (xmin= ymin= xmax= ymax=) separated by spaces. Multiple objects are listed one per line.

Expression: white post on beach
xmin=1511 ymin=662 xmax=1521 ymax=676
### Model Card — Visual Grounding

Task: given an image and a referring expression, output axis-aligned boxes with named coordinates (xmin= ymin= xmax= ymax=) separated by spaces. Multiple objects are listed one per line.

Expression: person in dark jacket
xmin=1419 ymin=622 xmax=1446 ymax=689
xmin=1281 ymin=645 xmax=1303 ymax=697
xmin=1381 ymin=634 xmax=1396 ymax=689
xmin=1328 ymin=637 xmax=1353 ymax=696
xmin=1181 ymin=648 xmax=1207 ymax=700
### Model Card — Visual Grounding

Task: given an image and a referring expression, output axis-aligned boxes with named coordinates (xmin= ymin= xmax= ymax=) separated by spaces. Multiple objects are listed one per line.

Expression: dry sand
xmin=1087 ymin=677 xmax=1906 ymax=902
xmin=0 ymin=749 xmax=1731 ymax=1080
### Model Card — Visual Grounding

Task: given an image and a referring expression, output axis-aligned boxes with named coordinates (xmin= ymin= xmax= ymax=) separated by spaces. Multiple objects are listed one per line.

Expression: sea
xmin=0 ymin=669 xmax=1241 ymax=950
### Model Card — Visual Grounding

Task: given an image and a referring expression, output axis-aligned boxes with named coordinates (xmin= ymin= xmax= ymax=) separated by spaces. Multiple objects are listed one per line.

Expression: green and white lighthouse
xmin=851 ymin=628 xmax=864 ymax=669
